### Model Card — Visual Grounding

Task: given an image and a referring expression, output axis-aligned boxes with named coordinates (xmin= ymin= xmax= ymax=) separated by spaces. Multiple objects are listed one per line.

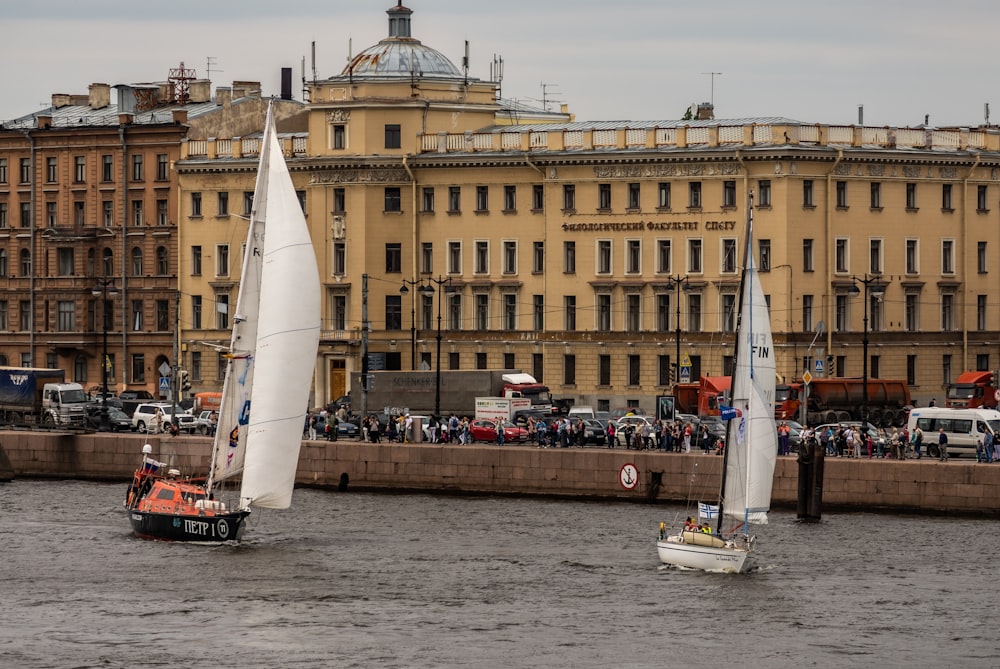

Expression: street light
xmin=422 ymin=275 xmax=453 ymax=417
xmin=91 ymin=278 xmax=118 ymax=431
xmin=399 ymin=278 xmax=423 ymax=371
xmin=665 ymin=275 xmax=691 ymax=385
xmin=848 ymin=274 xmax=888 ymax=427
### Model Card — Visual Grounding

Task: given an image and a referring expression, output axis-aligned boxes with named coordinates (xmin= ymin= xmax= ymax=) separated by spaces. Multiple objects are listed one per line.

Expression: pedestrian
xmin=683 ymin=422 xmax=692 ymax=453
xmin=496 ymin=420 xmax=505 ymax=446
xmin=606 ymin=421 xmax=616 ymax=449
xmin=983 ymin=429 xmax=994 ymax=463
xmin=912 ymin=425 xmax=923 ymax=459
xmin=938 ymin=428 xmax=949 ymax=461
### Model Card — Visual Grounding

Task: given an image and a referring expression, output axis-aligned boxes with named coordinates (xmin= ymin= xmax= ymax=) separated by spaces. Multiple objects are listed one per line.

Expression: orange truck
xmin=945 ymin=371 xmax=997 ymax=409
xmin=775 ymin=377 xmax=911 ymax=427
xmin=672 ymin=376 xmax=731 ymax=417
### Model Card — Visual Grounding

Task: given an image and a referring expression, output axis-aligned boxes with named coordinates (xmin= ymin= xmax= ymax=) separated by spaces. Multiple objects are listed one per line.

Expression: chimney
xmin=189 ymin=80 xmax=211 ymax=103
xmin=216 ymin=86 xmax=232 ymax=107
xmin=37 ymin=115 xmax=52 ymax=130
xmin=232 ymin=81 xmax=262 ymax=100
xmin=281 ymin=68 xmax=293 ymax=100
xmin=51 ymin=93 xmax=72 ymax=108
xmin=696 ymin=102 xmax=715 ymax=120
xmin=172 ymin=109 xmax=189 ymax=124
xmin=88 ymin=83 xmax=111 ymax=109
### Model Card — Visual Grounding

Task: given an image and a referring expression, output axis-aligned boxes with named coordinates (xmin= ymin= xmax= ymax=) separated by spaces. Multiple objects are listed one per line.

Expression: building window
xmin=57 ymin=248 xmax=74 ymax=276
xmin=722 ymin=238 xmax=737 ymax=273
xmin=978 ymin=241 xmax=988 ymax=274
xmin=385 ymin=243 xmax=401 ymax=273
xmin=532 ymin=241 xmax=544 ymax=273
xmin=532 ymin=184 xmax=544 ymax=211
xmin=628 ymin=354 xmax=640 ymax=386
xmin=687 ymin=293 xmax=702 ymax=332
xmin=978 ymin=185 xmax=989 ymax=212
xmin=156 ymin=154 xmax=168 ymax=181
xmin=156 ymin=299 xmax=169 ymax=331
xmin=906 ymin=239 xmax=919 ymax=274
xmin=722 ymin=294 xmax=736 ymax=332
xmin=627 ymin=182 xmax=641 ymax=210
xmin=942 ymin=239 xmax=955 ymax=275
xmin=802 ymin=294 xmax=814 ymax=332
xmin=475 ymin=294 xmax=489 ymax=330
xmin=597 ymin=240 xmax=612 ymax=274
xmin=0 ymin=158 xmax=6 ymax=183
xmin=19 ymin=158 xmax=31 ymax=184
xmin=533 ymin=295 xmax=544 ymax=331
xmin=688 ymin=182 xmax=702 ymax=208
xmin=191 ymin=351 xmax=202 ymax=381
xmin=835 ymin=238 xmax=848 ymax=274
xmin=20 ymin=201 xmax=30 ymax=227
xmin=978 ymin=294 xmax=988 ymax=331
xmin=564 ymin=241 xmax=576 ymax=273
xmin=217 ymin=192 xmax=228 ymax=216
xmin=562 ymin=184 xmax=576 ymax=211
xmin=384 ymin=295 xmax=402 ymax=330
xmin=626 ymin=293 xmax=640 ymax=332
xmin=332 ymin=295 xmax=347 ymax=330
xmin=154 ymin=199 xmax=166 ymax=226
xmin=131 ymin=247 xmax=143 ymax=276
xmin=384 ymin=124 xmax=401 ymax=149
xmin=905 ymin=293 xmax=919 ymax=331
xmin=243 ymin=192 xmax=254 ymax=216
xmin=870 ymin=182 xmax=882 ymax=209
xmin=331 ymin=187 xmax=346 ymax=214
xmin=420 ymin=242 xmax=433 ymax=274
xmin=758 ymin=239 xmax=771 ymax=271
xmin=332 ymin=124 xmax=346 ymax=150
xmin=802 ymin=239 xmax=814 ymax=272
xmin=503 ymin=241 xmax=517 ymax=274
xmin=942 ymin=183 xmax=953 ymax=211
xmin=0 ymin=250 xmax=6 ymax=277
xmin=191 ymin=192 xmax=202 ymax=217
xmin=0 ymin=202 xmax=7 ymax=228
xmin=564 ymin=354 xmax=576 ymax=385
xmin=131 ymin=155 xmax=143 ymax=181
xmin=598 ymin=183 xmax=611 ymax=210
xmin=57 ymin=301 xmax=74 ymax=331
xmin=215 ymin=244 xmax=228 ymax=277
xmin=19 ymin=299 xmax=31 ymax=331
xmin=131 ymin=200 xmax=143 ymax=226
xmin=131 ymin=354 xmax=145 ymax=383
xmin=941 ymin=293 xmax=955 ymax=331
xmin=907 ymin=354 xmax=917 ymax=386
xmin=384 ymin=187 xmax=401 ymax=212
xmin=869 ymin=239 xmax=882 ymax=274
xmin=191 ymin=295 xmax=202 ymax=329
xmin=191 ymin=246 xmax=202 ymax=276
xmin=448 ymin=186 xmax=461 ymax=213
xmin=835 ymin=294 xmax=850 ymax=332
xmin=448 ymin=241 xmax=461 ymax=274
xmin=101 ymin=248 xmax=113 ymax=276
xmin=504 ymin=185 xmax=516 ymax=211
xmin=688 ymin=239 xmax=702 ymax=273
xmin=72 ymin=201 xmax=84 ymax=226
xmin=757 ymin=179 xmax=771 ymax=207
xmin=599 ymin=354 xmax=611 ymax=386
xmin=101 ymin=155 xmax=113 ymax=181
xmin=45 ymin=202 xmax=58 ymax=227
xmin=45 ymin=157 xmax=57 ymax=182
xmin=977 ymin=354 xmax=990 ymax=371
xmin=656 ymin=294 xmax=670 ymax=332
xmin=474 ymin=352 xmax=486 ymax=369
xmin=626 ymin=239 xmax=640 ymax=274
xmin=333 ymin=242 xmax=346 ymax=276
xmin=475 ymin=241 xmax=489 ymax=274
xmin=722 ymin=181 xmax=736 ymax=208
xmin=836 ymin=181 xmax=848 ymax=208
xmin=74 ymin=156 xmax=85 ymax=182
xmin=657 ymin=239 xmax=671 ymax=273
xmin=906 ymin=182 xmax=918 ymax=210
xmin=503 ymin=294 xmax=517 ymax=330
xmin=476 ymin=186 xmax=488 ymax=212
xmin=802 ymin=180 xmax=814 ymax=207
xmin=658 ymin=182 xmax=671 ymax=210
xmin=132 ymin=300 xmax=144 ymax=332
xmin=448 ymin=294 xmax=461 ymax=330
xmin=564 ymin=296 xmax=576 ymax=331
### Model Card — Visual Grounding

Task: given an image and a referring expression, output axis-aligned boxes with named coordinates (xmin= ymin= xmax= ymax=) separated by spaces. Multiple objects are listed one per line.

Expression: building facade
xmin=173 ymin=3 xmax=1000 ymax=412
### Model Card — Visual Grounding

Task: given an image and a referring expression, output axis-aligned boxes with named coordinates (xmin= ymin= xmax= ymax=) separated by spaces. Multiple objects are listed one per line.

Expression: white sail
xmin=722 ymin=198 xmax=777 ymax=526
xmin=235 ymin=104 xmax=321 ymax=510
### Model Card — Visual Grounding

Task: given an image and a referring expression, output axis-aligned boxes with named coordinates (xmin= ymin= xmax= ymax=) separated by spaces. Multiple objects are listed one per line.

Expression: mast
xmin=716 ymin=190 xmax=754 ymax=535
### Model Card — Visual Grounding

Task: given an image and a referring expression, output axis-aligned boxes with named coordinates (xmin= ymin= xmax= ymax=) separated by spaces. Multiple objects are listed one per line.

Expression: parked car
xmin=612 ymin=415 xmax=655 ymax=447
xmin=469 ymin=418 xmax=528 ymax=443
xmin=699 ymin=416 xmax=728 ymax=445
xmin=194 ymin=410 xmax=218 ymax=435
xmin=611 ymin=407 xmax=647 ymax=420
xmin=85 ymin=405 xmax=132 ymax=432
xmin=337 ymin=420 xmax=359 ymax=439
xmin=131 ymin=403 xmax=197 ymax=434
xmin=581 ymin=418 xmax=607 ymax=446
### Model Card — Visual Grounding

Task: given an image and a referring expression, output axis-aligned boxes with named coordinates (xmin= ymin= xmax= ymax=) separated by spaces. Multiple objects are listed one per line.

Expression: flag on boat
xmin=698 ymin=502 xmax=720 ymax=520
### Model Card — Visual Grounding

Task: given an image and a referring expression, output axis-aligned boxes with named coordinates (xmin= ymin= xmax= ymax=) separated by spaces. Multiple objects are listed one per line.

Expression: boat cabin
xmin=136 ymin=480 xmax=228 ymax=516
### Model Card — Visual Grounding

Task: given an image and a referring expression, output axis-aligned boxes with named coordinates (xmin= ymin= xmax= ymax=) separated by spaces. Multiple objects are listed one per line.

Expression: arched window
xmin=19 ymin=248 xmax=30 ymax=277
xmin=0 ymin=355 xmax=8 ymax=366
xmin=102 ymin=248 xmax=114 ymax=276
xmin=131 ymin=247 xmax=143 ymax=276
xmin=0 ymin=249 xmax=7 ymax=277
xmin=156 ymin=246 xmax=168 ymax=275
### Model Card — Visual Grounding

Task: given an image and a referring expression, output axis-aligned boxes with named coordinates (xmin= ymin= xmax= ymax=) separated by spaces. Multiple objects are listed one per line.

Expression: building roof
xmin=477 ymin=116 xmax=805 ymax=133
xmin=1 ymin=100 xmax=222 ymax=130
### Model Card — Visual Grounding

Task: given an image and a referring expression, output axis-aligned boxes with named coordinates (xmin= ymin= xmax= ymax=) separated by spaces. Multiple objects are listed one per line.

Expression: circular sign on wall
xmin=619 ymin=462 xmax=638 ymax=490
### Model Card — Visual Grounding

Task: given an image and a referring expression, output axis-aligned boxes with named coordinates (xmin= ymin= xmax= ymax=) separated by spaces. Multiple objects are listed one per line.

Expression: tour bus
xmin=906 ymin=407 xmax=1000 ymax=458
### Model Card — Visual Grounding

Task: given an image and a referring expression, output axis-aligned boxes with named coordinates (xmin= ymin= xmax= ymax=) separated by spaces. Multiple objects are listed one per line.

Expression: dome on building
xmin=341 ymin=3 xmax=463 ymax=80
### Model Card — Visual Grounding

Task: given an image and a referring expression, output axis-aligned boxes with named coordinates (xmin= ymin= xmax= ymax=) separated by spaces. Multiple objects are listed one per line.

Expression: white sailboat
xmin=126 ymin=101 xmax=321 ymax=541
xmin=656 ymin=192 xmax=777 ymax=572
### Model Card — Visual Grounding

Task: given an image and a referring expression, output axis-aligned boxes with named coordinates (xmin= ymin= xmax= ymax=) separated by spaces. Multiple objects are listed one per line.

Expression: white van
xmin=906 ymin=407 xmax=1000 ymax=458
xmin=568 ymin=405 xmax=596 ymax=420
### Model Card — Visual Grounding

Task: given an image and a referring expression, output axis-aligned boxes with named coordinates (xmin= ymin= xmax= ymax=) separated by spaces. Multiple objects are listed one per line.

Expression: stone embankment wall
xmin=3 ymin=431 xmax=999 ymax=514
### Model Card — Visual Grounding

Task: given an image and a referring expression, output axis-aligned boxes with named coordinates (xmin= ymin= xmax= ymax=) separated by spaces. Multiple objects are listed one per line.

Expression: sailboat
xmin=656 ymin=192 xmax=777 ymax=572
xmin=125 ymin=102 xmax=321 ymax=542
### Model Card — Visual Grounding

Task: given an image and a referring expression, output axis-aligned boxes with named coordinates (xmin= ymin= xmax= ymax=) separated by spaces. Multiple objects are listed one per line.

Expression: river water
xmin=1 ymin=479 xmax=996 ymax=669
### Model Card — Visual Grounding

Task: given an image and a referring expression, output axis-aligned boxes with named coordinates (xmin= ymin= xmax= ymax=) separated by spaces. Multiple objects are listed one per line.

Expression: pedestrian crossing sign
xmin=814 ymin=359 xmax=824 ymax=373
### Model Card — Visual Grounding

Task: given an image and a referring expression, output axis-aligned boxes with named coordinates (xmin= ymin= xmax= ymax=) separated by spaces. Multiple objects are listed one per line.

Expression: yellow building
xmin=177 ymin=3 xmax=1000 ymax=412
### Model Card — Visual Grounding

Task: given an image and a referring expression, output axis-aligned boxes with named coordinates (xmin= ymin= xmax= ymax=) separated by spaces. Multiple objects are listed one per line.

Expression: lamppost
xmin=849 ymin=274 xmax=887 ymax=427
xmin=91 ymin=278 xmax=118 ymax=431
xmin=422 ymin=275 xmax=453 ymax=417
xmin=399 ymin=278 xmax=423 ymax=371
xmin=666 ymin=275 xmax=690 ymax=386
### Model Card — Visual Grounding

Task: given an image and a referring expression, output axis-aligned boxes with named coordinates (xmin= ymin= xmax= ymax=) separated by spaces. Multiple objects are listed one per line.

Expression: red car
xmin=469 ymin=419 xmax=528 ymax=443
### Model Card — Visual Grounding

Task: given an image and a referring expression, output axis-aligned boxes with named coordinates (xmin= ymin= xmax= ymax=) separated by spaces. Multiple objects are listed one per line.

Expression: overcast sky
xmin=2 ymin=0 xmax=997 ymax=128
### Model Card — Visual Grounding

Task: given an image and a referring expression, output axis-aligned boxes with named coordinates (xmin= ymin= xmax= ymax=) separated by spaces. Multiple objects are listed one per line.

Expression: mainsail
xmin=721 ymin=194 xmax=777 ymax=526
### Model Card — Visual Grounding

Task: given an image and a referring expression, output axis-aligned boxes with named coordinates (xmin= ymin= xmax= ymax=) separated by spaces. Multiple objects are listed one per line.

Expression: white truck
xmin=474 ymin=396 xmax=532 ymax=423
xmin=0 ymin=367 xmax=89 ymax=427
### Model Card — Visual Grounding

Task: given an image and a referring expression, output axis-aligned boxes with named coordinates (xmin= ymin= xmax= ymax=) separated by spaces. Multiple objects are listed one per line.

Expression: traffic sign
xmin=680 ymin=366 xmax=691 ymax=383
xmin=803 ymin=371 xmax=813 ymax=385
xmin=680 ymin=353 xmax=692 ymax=367
xmin=814 ymin=359 xmax=825 ymax=373
xmin=158 ymin=376 xmax=171 ymax=391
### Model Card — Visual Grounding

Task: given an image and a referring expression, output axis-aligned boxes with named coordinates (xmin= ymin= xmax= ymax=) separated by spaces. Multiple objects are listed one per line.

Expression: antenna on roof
xmin=463 ymin=40 xmax=470 ymax=86
xmin=701 ymin=72 xmax=722 ymax=107
xmin=206 ymin=56 xmax=221 ymax=83
xmin=491 ymin=54 xmax=504 ymax=98
xmin=986 ymin=102 xmax=990 ymax=126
